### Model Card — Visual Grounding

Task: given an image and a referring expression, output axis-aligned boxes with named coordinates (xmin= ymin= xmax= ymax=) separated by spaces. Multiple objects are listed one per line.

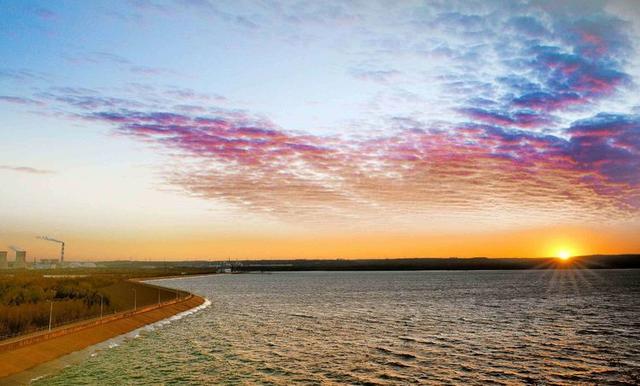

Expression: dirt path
xmin=0 ymin=295 xmax=204 ymax=380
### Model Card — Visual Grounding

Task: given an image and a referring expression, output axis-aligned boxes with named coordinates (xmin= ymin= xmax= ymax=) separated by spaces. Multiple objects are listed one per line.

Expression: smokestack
xmin=37 ymin=236 xmax=65 ymax=263
xmin=0 ymin=251 xmax=7 ymax=269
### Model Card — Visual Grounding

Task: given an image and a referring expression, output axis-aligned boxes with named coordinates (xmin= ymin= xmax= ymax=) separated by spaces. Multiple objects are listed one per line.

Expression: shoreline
xmin=0 ymin=281 xmax=206 ymax=382
xmin=142 ymin=272 xmax=221 ymax=282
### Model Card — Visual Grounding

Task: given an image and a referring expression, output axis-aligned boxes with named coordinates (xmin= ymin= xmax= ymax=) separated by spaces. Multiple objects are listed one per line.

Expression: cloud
xmin=526 ymin=46 xmax=629 ymax=100
xmin=4 ymin=1 xmax=639 ymax=225
xmin=164 ymin=87 xmax=226 ymax=102
xmin=31 ymin=7 xmax=57 ymax=20
xmin=64 ymin=51 xmax=131 ymax=65
xmin=459 ymin=107 xmax=553 ymax=128
xmin=0 ymin=96 xmax=44 ymax=106
xmin=129 ymin=66 xmax=177 ymax=76
xmin=508 ymin=15 xmax=549 ymax=37
xmin=496 ymin=12 xmax=633 ymax=116
xmin=566 ymin=113 xmax=640 ymax=185
xmin=63 ymin=51 xmax=177 ymax=77
xmin=0 ymin=165 xmax=56 ymax=175
xmin=30 ymin=84 xmax=635 ymax=224
xmin=174 ymin=0 xmax=260 ymax=29
xmin=36 ymin=91 xmax=143 ymax=110
xmin=349 ymin=68 xmax=402 ymax=83
xmin=0 ymin=69 xmax=49 ymax=82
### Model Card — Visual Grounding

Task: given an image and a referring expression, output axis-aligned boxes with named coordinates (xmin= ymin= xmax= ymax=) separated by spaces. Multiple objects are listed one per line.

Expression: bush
xmin=0 ymin=274 xmax=120 ymax=338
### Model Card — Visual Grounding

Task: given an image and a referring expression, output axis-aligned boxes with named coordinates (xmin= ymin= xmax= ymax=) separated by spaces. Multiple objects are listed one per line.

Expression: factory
xmin=37 ymin=236 xmax=65 ymax=263
xmin=1 ymin=236 xmax=66 ymax=269
xmin=0 ymin=247 xmax=28 ymax=269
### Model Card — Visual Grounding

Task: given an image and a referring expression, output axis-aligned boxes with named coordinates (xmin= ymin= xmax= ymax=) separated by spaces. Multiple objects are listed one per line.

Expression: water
xmin=35 ymin=270 xmax=640 ymax=385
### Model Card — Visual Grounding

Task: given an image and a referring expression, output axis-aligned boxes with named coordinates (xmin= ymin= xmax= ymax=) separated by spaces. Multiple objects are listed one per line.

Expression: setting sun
xmin=557 ymin=250 xmax=572 ymax=261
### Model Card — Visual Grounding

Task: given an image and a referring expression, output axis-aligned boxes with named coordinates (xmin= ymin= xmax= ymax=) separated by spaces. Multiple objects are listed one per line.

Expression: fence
xmin=0 ymin=281 xmax=190 ymax=345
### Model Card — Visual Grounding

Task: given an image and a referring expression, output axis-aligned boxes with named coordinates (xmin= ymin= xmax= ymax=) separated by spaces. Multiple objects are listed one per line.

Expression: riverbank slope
xmin=0 ymin=291 xmax=204 ymax=380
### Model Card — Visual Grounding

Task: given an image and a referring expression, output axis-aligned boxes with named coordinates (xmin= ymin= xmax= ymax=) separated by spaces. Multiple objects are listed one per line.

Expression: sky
xmin=1 ymin=0 xmax=639 ymax=260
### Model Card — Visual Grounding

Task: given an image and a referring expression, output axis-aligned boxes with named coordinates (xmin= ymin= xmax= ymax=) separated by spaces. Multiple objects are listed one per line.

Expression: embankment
xmin=0 ymin=282 xmax=204 ymax=380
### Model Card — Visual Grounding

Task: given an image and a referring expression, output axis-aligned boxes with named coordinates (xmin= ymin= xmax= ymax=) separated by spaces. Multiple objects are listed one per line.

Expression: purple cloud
xmin=4 ymin=2 xmax=639 ymax=221
xmin=459 ymin=107 xmax=552 ymax=129
xmin=567 ymin=113 xmax=640 ymax=185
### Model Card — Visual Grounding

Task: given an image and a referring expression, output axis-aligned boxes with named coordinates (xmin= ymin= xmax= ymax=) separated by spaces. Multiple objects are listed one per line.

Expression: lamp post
xmin=133 ymin=288 xmax=137 ymax=311
xmin=99 ymin=293 xmax=104 ymax=319
xmin=48 ymin=301 xmax=53 ymax=332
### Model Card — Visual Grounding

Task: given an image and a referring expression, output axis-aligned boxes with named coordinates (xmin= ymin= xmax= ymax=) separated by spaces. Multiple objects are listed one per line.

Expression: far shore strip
xmin=0 ymin=288 xmax=205 ymax=380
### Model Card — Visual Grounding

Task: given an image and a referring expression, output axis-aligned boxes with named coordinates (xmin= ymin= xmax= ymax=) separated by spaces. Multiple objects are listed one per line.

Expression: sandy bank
xmin=0 ymin=291 xmax=204 ymax=380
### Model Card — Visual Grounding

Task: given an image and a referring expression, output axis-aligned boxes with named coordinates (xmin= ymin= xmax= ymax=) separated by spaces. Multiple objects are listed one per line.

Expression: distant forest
xmin=87 ymin=254 xmax=640 ymax=272
xmin=234 ymin=255 xmax=640 ymax=271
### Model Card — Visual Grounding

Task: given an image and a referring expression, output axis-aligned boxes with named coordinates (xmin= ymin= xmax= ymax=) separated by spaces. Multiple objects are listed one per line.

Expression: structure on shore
xmin=1 ymin=247 xmax=34 ymax=269
xmin=8 ymin=247 xmax=27 ymax=269
xmin=0 ymin=251 xmax=7 ymax=269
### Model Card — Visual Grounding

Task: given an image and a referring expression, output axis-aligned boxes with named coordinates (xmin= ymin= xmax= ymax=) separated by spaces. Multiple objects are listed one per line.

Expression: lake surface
xmin=36 ymin=270 xmax=640 ymax=385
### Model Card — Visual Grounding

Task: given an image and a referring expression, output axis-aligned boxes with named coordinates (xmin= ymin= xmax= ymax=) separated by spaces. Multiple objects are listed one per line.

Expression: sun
xmin=557 ymin=250 xmax=572 ymax=261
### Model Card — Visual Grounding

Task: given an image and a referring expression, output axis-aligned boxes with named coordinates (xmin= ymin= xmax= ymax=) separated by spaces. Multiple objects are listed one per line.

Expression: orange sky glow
xmin=3 ymin=224 xmax=638 ymax=261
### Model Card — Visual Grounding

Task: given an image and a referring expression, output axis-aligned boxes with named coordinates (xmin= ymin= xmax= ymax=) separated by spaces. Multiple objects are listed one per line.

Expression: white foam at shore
xmin=27 ymin=297 xmax=211 ymax=383
xmin=109 ymin=297 xmax=211 ymax=344
xmin=143 ymin=298 xmax=211 ymax=332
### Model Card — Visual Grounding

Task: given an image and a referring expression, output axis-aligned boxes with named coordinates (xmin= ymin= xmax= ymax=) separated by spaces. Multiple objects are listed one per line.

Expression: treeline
xmin=0 ymin=274 xmax=119 ymax=338
xmin=235 ymin=255 xmax=640 ymax=271
xmin=0 ymin=275 xmax=117 ymax=306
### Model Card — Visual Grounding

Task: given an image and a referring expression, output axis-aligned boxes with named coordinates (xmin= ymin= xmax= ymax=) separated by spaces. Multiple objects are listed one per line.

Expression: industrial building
xmin=37 ymin=236 xmax=65 ymax=263
xmin=1 ymin=248 xmax=29 ymax=269
xmin=33 ymin=258 xmax=59 ymax=269
xmin=14 ymin=250 xmax=27 ymax=269
xmin=1 ymin=236 xmax=69 ymax=269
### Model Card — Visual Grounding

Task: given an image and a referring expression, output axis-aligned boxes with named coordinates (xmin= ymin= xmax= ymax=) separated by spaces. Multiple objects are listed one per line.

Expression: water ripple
xmin=35 ymin=270 xmax=640 ymax=385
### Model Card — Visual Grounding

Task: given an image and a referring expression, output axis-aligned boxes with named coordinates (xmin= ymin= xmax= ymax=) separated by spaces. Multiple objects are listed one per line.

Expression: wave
xmin=288 ymin=313 xmax=316 ymax=319
xmin=375 ymin=346 xmax=417 ymax=360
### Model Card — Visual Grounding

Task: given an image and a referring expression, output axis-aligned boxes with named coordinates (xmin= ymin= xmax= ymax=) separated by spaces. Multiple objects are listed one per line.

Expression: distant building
xmin=34 ymin=258 xmax=59 ymax=269
xmin=14 ymin=250 xmax=27 ymax=269
xmin=0 ymin=251 xmax=7 ymax=269
xmin=66 ymin=261 xmax=97 ymax=268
